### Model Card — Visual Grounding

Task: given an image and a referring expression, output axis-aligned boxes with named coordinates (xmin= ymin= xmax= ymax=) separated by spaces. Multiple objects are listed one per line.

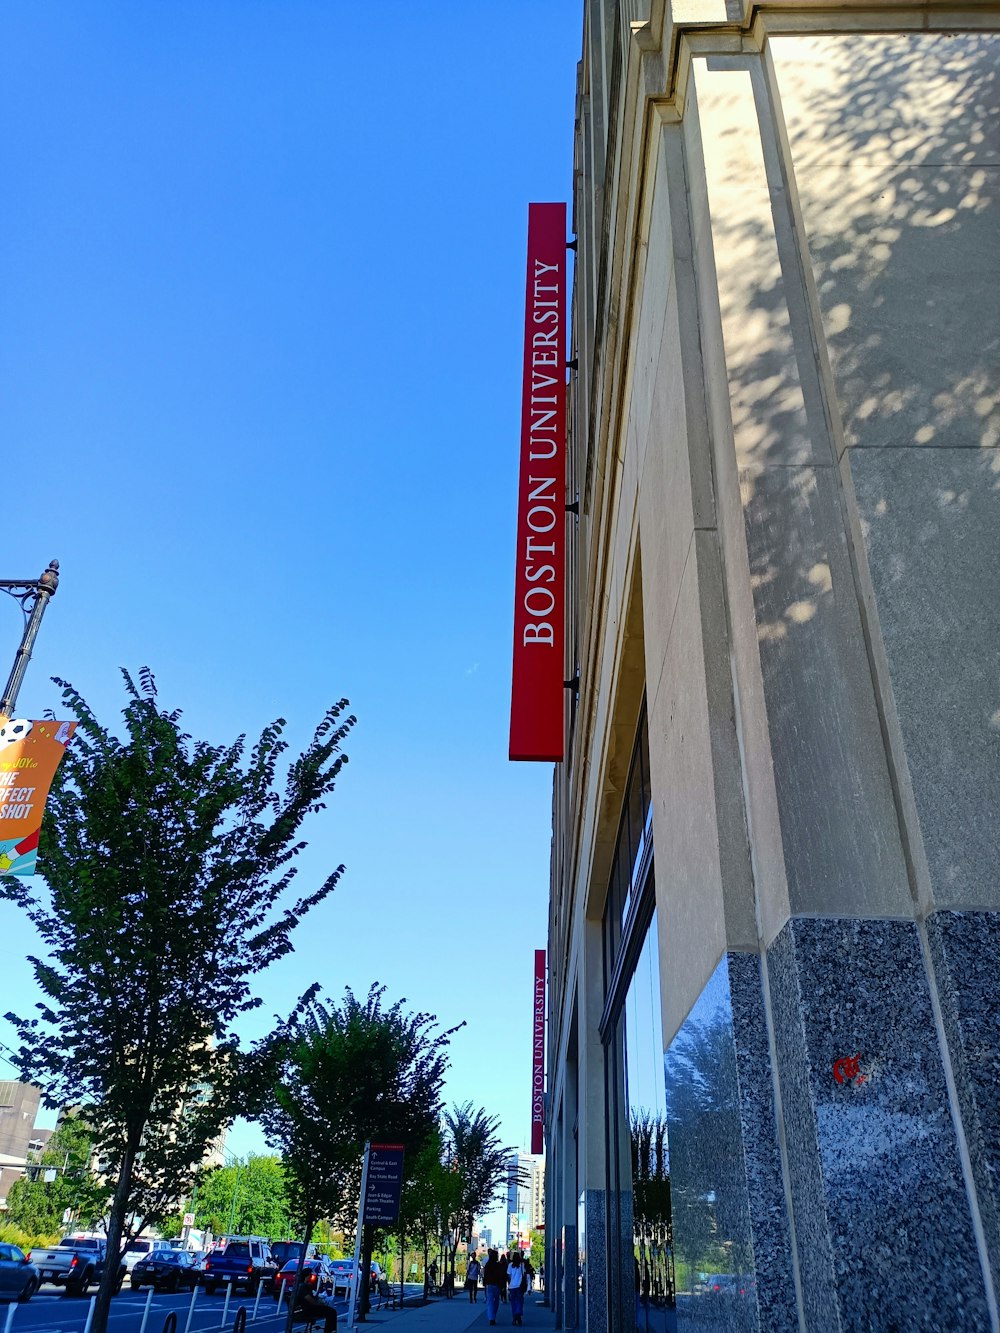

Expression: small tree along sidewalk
xmin=1 ymin=669 xmax=355 ymax=1333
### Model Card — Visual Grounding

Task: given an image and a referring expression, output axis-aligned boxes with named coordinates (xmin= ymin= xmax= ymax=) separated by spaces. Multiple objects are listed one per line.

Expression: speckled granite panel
xmin=728 ymin=951 xmax=798 ymax=1332
xmin=927 ymin=910 xmax=1000 ymax=1295
xmin=584 ymin=1190 xmax=606 ymax=1332
xmin=769 ymin=916 xmax=991 ymax=1331
xmin=666 ymin=953 xmax=796 ymax=1332
xmin=619 ymin=1188 xmax=636 ymax=1330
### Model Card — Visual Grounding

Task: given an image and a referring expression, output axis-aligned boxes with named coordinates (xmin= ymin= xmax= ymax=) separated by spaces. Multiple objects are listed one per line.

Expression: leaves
xmin=442 ymin=1102 xmax=513 ymax=1236
xmin=189 ymin=1156 xmax=292 ymax=1239
xmin=256 ymin=985 xmax=459 ymax=1243
xmin=0 ymin=670 xmax=354 ymax=1333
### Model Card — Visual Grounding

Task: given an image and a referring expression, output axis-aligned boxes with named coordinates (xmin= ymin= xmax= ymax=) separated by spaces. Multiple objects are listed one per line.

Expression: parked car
xmin=123 ymin=1239 xmax=173 ymax=1275
xmin=0 ymin=1244 xmax=39 ymax=1303
xmin=328 ymin=1260 xmax=382 ymax=1298
xmin=26 ymin=1238 xmax=125 ymax=1297
xmin=269 ymin=1241 xmax=315 ymax=1270
xmin=131 ymin=1251 xmax=201 ymax=1294
xmin=272 ymin=1257 xmax=334 ymax=1302
xmin=202 ymin=1238 xmax=276 ymax=1295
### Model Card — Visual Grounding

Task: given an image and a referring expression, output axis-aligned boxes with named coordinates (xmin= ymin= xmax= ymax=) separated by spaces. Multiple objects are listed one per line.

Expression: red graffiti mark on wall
xmin=833 ymin=1053 xmax=867 ymax=1086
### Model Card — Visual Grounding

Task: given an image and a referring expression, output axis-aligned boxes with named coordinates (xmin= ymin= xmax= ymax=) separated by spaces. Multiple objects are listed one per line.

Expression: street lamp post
xmin=0 ymin=559 xmax=60 ymax=724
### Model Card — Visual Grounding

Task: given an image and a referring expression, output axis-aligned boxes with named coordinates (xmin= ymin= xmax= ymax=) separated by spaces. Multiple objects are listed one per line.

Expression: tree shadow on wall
xmin=708 ymin=33 xmax=1000 ymax=908
xmin=722 ymin=31 xmax=1000 ymax=483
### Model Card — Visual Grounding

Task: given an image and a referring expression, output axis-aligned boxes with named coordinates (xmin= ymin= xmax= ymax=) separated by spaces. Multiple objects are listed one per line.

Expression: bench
xmin=289 ymin=1295 xmax=338 ymax=1332
xmin=373 ymin=1279 xmax=400 ymax=1311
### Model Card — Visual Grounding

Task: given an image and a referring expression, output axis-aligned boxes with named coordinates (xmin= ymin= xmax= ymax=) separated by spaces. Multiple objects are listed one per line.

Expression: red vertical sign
xmin=531 ymin=948 xmax=546 ymax=1155
xmin=509 ymin=202 xmax=567 ymax=763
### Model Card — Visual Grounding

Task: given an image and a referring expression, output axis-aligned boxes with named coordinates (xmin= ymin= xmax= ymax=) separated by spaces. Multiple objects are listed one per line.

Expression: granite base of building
xmin=664 ymin=916 xmax=1000 ymax=1331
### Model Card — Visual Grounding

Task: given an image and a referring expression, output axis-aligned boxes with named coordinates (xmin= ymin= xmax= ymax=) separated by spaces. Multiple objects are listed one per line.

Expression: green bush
xmin=0 ymin=1220 xmax=62 ymax=1251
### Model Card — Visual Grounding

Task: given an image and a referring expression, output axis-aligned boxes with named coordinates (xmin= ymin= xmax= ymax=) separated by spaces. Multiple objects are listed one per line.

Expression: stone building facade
xmin=0 ymin=1080 xmax=43 ymax=1208
xmin=543 ymin=1 xmax=1000 ymax=1329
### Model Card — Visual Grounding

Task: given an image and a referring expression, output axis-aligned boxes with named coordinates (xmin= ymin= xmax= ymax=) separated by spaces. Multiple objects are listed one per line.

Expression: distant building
xmin=0 ymin=1081 xmax=43 ymax=1208
xmin=506 ymin=1152 xmax=542 ymax=1250
xmin=529 ymin=1159 xmax=545 ymax=1231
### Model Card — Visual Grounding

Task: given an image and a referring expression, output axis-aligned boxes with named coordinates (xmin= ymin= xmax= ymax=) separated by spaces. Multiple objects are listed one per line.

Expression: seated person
xmin=295 ymin=1288 xmax=338 ymax=1333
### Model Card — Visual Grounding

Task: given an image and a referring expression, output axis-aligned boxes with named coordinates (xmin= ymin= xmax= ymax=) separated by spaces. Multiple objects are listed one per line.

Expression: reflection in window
xmin=602 ymin=702 xmax=653 ymax=973
xmin=664 ymin=959 xmax=754 ymax=1314
xmin=626 ymin=914 xmax=672 ymax=1329
xmin=607 ymin=911 xmax=675 ymax=1331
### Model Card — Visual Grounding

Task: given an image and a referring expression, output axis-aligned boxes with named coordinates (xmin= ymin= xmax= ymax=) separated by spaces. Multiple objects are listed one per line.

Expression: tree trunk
xmin=358 ymin=1224 xmax=374 ymax=1319
xmin=422 ymin=1232 xmax=429 ymax=1301
xmin=91 ymin=1135 xmax=139 ymax=1333
xmin=399 ymin=1226 xmax=404 ymax=1309
xmin=283 ymin=1214 xmax=314 ymax=1333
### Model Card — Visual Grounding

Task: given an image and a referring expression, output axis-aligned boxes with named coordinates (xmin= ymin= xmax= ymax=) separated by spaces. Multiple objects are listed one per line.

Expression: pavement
xmin=353 ymin=1291 xmax=549 ymax=1331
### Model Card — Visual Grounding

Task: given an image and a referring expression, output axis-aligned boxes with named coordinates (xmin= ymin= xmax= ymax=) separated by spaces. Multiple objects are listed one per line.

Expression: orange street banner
xmin=0 ymin=719 xmax=76 ymax=876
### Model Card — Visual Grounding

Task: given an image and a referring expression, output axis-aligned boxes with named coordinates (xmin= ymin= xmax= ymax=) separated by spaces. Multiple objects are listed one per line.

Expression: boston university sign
xmin=531 ymin=948 xmax=546 ymax=1155
xmin=509 ymin=202 xmax=567 ymax=763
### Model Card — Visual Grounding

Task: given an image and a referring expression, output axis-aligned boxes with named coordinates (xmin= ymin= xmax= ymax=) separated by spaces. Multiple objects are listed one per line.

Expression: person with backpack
xmin=507 ymin=1251 xmax=527 ymax=1327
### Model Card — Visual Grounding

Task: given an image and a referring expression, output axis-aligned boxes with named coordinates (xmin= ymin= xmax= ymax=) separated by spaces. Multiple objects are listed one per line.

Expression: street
xmin=5 ymin=1283 xmax=431 ymax=1333
xmin=7 ymin=1287 xmax=332 ymax=1333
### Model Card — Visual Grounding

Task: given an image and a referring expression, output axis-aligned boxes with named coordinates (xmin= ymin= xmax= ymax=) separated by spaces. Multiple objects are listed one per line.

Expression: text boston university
xmin=531 ymin=949 xmax=545 ymax=1155
xmin=509 ymin=202 xmax=567 ymax=763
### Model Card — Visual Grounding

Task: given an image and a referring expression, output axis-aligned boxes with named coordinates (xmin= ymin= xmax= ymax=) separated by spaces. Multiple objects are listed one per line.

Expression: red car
xmin=273 ymin=1257 xmax=335 ymax=1301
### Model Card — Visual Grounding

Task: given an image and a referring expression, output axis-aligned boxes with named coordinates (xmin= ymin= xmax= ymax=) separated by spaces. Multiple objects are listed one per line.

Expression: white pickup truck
xmin=27 ymin=1238 xmax=125 ymax=1296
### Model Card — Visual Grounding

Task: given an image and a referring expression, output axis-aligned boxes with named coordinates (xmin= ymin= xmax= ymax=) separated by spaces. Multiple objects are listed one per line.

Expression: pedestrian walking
xmin=484 ymin=1248 xmax=502 ymax=1326
xmin=499 ymin=1252 xmax=509 ymax=1303
xmin=524 ymin=1257 xmax=535 ymax=1292
xmin=466 ymin=1253 xmax=482 ymax=1303
xmin=508 ymin=1252 xmax=527 ymax=1327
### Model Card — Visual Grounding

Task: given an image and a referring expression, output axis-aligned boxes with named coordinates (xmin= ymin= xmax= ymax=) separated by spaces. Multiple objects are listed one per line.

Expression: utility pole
xmin=0 ymin=559 xmax=60 ymax=724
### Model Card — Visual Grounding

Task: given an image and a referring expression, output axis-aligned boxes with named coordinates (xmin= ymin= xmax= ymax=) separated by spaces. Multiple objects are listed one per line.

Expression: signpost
xmin=363 ymin=1143 xmax=405 ymax=1225
xmin=0 ymin=560 xmax=69 ymax=876
xmin=347 ymin=1142 xmax=405 ymax=1328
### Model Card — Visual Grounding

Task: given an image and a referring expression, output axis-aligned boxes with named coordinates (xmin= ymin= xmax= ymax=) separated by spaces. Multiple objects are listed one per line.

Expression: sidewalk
xmin=354 ymin=1291 xmax=549 ymax=1330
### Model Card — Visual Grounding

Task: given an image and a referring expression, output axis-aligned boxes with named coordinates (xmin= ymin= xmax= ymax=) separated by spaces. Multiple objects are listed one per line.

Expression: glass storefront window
xmin=606 ymin=910 xmax=675 ymax=1332
xmin=603 ymin=701 xmax=673 ymax=1331
xmin=625 ymin=915 xmax=672 ymax=1330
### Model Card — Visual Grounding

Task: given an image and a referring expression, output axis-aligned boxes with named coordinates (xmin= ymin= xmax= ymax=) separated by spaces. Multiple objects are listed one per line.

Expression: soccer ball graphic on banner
xmin=0 ymin=719 xmax=32 ymax=749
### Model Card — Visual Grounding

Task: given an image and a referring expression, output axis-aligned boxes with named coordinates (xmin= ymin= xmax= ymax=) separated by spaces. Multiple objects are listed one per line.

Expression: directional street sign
xmin=363 ymin=1143 xmax=405 ymax=1225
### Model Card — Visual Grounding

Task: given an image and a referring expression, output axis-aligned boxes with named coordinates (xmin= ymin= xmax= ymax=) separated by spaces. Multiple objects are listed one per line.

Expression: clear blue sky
xmin=0 ymin=0 xmax=579 ymax=1233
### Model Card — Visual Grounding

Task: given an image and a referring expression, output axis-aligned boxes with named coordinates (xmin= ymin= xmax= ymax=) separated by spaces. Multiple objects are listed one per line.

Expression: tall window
xmin=601 ymin=703 xmax=673 ymax=1331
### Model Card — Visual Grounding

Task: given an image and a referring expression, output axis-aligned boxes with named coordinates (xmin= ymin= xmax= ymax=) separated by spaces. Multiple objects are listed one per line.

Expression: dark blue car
xmin=0 ymin=1244 xmax=39 ymax=1303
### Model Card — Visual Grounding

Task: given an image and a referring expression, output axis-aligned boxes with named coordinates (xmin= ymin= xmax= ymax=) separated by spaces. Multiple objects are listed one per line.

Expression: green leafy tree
xmin=396 ymin=1127 xmax=461 ymax=1299
xmin=5 ymin=1116 xmax=107 ymax=1237
xmin=529 ymin=1230 xmax=544 ymax=1273
xmin=257 ymin=984 xmax=458 ymax=1320
xmin=442 ymin=1103 xmax=513 ymax=1283
xmin=191 ymin=1155 xmax=292 ymax=1238
xmin=1 ymin=670 xmax=354 ymax=1333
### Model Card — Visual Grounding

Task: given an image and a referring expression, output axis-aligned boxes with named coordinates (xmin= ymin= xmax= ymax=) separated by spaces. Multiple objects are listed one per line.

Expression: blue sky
xmin=0 ymin=1 xmax=579 ymax=1232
